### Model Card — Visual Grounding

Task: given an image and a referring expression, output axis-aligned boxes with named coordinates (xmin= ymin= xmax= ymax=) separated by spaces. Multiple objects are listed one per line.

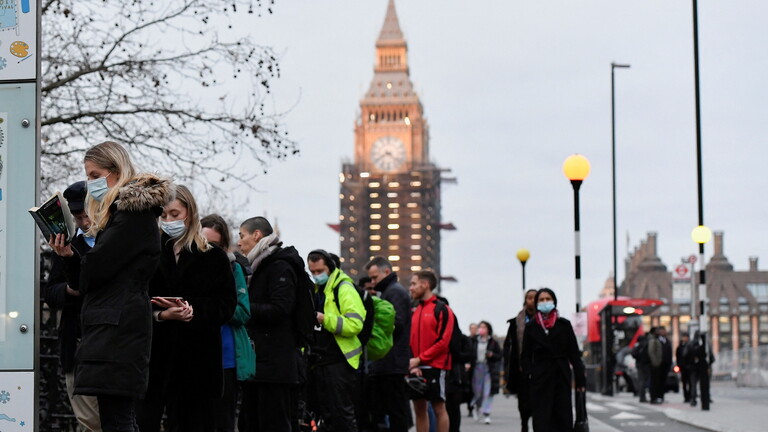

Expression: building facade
xmin=621 ymin=232 xmax=768 ymax=355
xmin=338 ymin=1 xmax=450 ymax=279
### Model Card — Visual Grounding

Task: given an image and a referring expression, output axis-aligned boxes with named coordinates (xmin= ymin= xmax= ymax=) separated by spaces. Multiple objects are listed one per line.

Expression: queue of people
xmin=45 ymin=140 xmax=592 ymax=432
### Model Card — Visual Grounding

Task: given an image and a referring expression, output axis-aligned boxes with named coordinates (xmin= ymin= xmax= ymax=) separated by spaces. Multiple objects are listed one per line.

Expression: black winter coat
xmin=369 ymin=273 xmax=411 ymax=376
xmin=45 ymin=235 xmax=92 ymax=373
xmin=521 ymin=317 xmax=586 ymax=432
xmin=146 ymin=237 xmax=237 ymax=398
xmin=246 ymin=246 xmax=302 ymax=384
xmin=470 ymin=336 xmax=503 ymax=395
xmin=64 ymin=174 xmax=174 ymax=397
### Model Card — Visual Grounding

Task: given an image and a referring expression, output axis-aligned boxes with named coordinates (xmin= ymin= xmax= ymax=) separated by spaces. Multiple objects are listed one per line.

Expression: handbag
xmin=574 ymin=390 xmax=589 ymax=432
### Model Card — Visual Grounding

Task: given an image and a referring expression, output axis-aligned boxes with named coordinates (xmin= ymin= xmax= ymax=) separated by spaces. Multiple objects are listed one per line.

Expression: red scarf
xmin=536 ymin=309 xmax=559 ymax=330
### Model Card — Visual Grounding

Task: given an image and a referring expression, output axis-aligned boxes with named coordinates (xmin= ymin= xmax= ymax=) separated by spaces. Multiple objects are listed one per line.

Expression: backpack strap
xmin=433 ymin=299 xmax=450 ymax=343
xmin=333 ymin=281 xmax=356 ymax=313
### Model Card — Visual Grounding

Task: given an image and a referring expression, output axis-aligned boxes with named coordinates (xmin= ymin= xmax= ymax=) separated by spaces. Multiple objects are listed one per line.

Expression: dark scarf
xmin=536 ymin=309 xmax=559 ymax=331
xmin=374 ymin=272 xmax=398 ymax=293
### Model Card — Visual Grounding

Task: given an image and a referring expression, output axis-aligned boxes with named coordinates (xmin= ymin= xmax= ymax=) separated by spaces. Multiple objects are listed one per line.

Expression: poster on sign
xmin=0 ymin=0 xmax=36 ymax=81
xmin=0 ymin=112 xmax=6 ymax=340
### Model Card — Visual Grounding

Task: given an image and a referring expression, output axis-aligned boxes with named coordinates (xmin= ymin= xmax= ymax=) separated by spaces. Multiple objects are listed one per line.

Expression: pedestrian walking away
xmin=504 ymin=289 xmax=537 ymax=432
xmin=409 ymin=270 xmax=454 ymax=432
xmin=676 ymin=333 xmax=692 ymax=403
xmin=687 ymin=330 xmax=715 ymax=410
xmin=648 ymin=326 xmax=672 ymax=404
xmin=469 ymin=321 xmax=502 ymax=425
xmin=136 ymin=186 xmax=237 ymax=432
xmin=520 ymin=288 xmax=586 ymax=432
xmin=50 ymin=141 xmax=175 ymax=432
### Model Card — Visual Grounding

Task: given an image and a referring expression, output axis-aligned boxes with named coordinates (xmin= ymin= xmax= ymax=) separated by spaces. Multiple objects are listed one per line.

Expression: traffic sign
xmin=688 ymin=255 xmax=697 ymax=264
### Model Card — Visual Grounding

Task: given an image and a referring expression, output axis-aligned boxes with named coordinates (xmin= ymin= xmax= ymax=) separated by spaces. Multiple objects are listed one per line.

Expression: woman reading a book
xmin=50 ymin=141 xmax=174 ymax=432
xmin=135 ymin=185 xmax=236 ymax=432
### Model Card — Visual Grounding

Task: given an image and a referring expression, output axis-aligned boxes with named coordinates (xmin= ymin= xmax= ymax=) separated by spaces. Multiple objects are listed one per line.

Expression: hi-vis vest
xmin=317 ymin=268 xmax=366 ymax=369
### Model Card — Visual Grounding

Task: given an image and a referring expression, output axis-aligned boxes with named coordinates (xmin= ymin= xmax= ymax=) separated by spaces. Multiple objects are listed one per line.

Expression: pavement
xmin=458 ymin=381 xmax=768 ymax=432
xmin=593 ymin=381 xmax=768 ymax=432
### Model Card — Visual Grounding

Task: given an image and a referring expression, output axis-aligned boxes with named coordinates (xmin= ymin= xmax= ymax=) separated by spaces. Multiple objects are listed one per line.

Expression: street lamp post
xmin=691 ymin=225 xmax=711 ymax=410
xmin=563 ymin=154 xmax=591 ymax=313
xmin=611 ymin=62 xmax=630 ymax=301
xmin=517 ymin=248 xmax=530 ymax=291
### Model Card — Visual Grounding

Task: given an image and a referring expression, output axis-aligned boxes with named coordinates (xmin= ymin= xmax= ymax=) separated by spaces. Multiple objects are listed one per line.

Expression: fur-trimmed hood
xmin=116 ymin=173 xmax=175 ymax=212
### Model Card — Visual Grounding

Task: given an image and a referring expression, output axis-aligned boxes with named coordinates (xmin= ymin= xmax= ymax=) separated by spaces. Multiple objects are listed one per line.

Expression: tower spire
xmin=378 ymin=0 xmax=404 ymax=44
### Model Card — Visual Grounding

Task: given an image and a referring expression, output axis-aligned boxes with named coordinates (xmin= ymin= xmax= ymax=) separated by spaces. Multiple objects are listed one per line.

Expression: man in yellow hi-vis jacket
xmin=307 ymin=249 xmax=366 ymax=432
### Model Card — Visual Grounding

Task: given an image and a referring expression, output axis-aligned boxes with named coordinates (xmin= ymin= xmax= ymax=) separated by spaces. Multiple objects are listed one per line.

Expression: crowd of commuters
xmin=45 ymin=140 xmax=596 ymax=432
xmin=631 ymin=326 xmax=715 ymax=410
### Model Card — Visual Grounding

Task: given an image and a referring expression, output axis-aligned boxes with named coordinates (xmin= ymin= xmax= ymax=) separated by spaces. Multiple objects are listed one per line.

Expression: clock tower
xmin=338 ymin=0 xmax=453 ymax=281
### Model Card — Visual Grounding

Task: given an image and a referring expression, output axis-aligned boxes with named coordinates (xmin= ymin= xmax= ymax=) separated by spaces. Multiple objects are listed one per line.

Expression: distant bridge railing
xmin=713 ymin=346 xmax=768 ymax=387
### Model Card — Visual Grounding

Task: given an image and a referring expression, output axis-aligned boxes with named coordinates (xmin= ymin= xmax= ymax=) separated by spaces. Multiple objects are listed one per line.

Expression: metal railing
xmin=714 ymin=346 xmax=768 ymax=387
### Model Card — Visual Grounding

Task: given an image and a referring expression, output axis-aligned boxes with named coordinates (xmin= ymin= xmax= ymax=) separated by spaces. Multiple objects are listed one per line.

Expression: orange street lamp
xmin=563 ymin=154 xmax=591 ymax=312
xmin=516 ymin=248 xmax=530 ymax=291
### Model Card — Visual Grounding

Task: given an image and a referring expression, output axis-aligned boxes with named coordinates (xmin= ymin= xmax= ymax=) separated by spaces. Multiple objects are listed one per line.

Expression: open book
xmin=29 ymin=192 xmax=77 ymax=244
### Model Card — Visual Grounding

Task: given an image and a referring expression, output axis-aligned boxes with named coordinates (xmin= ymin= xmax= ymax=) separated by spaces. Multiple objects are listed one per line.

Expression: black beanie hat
xmin=535 ymin=287 xmax=558 ymax=307
xmin=308 ymin=249 xmax=337 ymax=273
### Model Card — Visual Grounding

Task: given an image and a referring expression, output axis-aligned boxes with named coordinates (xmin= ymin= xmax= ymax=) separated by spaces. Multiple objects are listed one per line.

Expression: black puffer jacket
xmin=246 ymin=246 xmax=304 ymax=384
xmin=65 ymin=174 xmax=174 ymax=397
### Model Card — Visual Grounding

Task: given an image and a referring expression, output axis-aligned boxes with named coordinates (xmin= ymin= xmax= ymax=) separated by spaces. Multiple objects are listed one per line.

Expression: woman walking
xmin=520 ymin=288 xmax=586 ymax=432
xmin=51 ymin=141 xmax=175 ymax=431
xmin=136 ymin=186 xmax=237 ymax=432
xmin=469 ymin=321 xmax=502 ymax=424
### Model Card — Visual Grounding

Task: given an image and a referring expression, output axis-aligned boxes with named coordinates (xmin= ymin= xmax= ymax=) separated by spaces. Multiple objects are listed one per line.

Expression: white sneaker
xmin=472 ymin=411 xmax=478 ymax=421
xmin=484 ymin=415 xmax=491 ymax=424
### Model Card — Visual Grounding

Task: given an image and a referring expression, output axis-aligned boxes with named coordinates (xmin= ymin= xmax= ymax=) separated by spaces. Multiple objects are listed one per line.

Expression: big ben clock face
xmin=371 ymin=136 xmax=406 ymax=171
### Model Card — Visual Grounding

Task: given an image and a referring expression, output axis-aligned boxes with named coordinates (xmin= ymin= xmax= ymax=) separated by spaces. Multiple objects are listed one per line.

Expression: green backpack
xmin=334 ymin=285 xmax=395 ymax=361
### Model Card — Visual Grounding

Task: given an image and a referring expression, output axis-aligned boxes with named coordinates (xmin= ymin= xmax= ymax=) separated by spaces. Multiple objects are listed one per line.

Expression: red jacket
xmin=410 ymin=296 xmax=455 ymax=370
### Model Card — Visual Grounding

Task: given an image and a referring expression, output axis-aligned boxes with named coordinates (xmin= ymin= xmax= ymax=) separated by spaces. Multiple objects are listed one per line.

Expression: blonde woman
xmin=135 ymin=185 xmax=237 ymax=432
xmin=50 ymin=141 xmax=174 ymax=432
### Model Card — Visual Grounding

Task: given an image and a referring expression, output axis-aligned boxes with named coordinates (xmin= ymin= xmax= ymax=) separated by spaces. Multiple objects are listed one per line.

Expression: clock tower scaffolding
xmin=337 ymin=0 xmax=454 ymax=283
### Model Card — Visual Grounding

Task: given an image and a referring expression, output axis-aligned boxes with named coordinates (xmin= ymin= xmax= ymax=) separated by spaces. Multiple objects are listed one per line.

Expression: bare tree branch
xmin=41 ymin=0 xmax=296 ymax=198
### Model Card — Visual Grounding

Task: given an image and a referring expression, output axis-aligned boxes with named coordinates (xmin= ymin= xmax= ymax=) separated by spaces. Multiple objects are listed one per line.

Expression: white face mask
xmin=87 ymin=173 xmax=111 ymax=202
xmin=161 ymin=219 xmax=186 ymax=238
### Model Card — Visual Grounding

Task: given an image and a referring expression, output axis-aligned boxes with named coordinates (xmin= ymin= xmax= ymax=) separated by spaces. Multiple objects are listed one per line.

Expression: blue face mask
xmin=537 ymin=301 xmax=555 ymax=314
xmin=161 ymin=219 xmax=187 ymax=239
xmin=313 ymin=272 xmax=329 ymax=285
xmin=87 ymin=174 xmax=110 ymax=202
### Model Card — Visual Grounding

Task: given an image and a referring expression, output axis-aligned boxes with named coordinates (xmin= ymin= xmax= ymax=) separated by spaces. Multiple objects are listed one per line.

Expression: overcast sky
xmin=218 ymin=0 xmax=768 ymax=333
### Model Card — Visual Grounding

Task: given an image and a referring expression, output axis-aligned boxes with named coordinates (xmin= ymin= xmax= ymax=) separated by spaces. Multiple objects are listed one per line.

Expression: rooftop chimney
xmin=707 ymin=231 xmax=733 ymax=272
xmin=749 ymin=257 xmax=759 ymax=272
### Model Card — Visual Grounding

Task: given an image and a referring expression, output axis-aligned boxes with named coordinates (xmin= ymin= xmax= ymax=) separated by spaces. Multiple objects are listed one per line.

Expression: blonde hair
xmin=84 ymin=141 xmax=137 ymax=235
xmin=171 ymin=185 xmax=211 ymax=253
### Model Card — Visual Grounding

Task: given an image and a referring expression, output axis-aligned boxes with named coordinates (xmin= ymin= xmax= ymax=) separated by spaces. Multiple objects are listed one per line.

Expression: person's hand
xmin=409 ymin=357 xmax=421 ymax=370
xmin=486 ymin=351 xmax=493 ymax=358
xmin=409 ymin=367 xmax=423 ymax=377
xmin=316 ymin=312 xmax=325 ymax=325
xmin=576 ymin=387 xmax=586 ymax=392
xmin=158 ymin=304 xmax=194 ymax=322
xmin=49 ymin=234 xmax=74 ymax=257
xmin=65 ymin=286 xmax=80 ymax=297
xmin=465 ymin=363 xmax=471 ymax=371
xmin=151 ymin=297 xmax=185 ymax=309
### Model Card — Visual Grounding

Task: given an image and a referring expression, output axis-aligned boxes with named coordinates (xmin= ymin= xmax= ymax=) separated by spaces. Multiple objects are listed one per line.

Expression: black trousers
xmin=369 ymin=374 xmax=411 ymax=432
xmin=445 ymin=388 xmax=463 ymax=432
xmin=309 ymin=362 xmax=358 ymax=432
xmin=135 ymin=386 xmax=217 ymax=432
xmin=239 ymin=382 xmax=294 ymax=432
xmin=98 ymin=395 xmax=139 ymax=432
xmin=531 ymin=379 xmax=573 ymax=432
xmin=517 ymin=381 xmax=533 ymax=432
xmin=650 ymin=365 xmax=668 ymax=401
xmin=680 ymin=368 xmax=691 ymax=401
xmin=214 ymin=368 xmax=238 ymax=432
